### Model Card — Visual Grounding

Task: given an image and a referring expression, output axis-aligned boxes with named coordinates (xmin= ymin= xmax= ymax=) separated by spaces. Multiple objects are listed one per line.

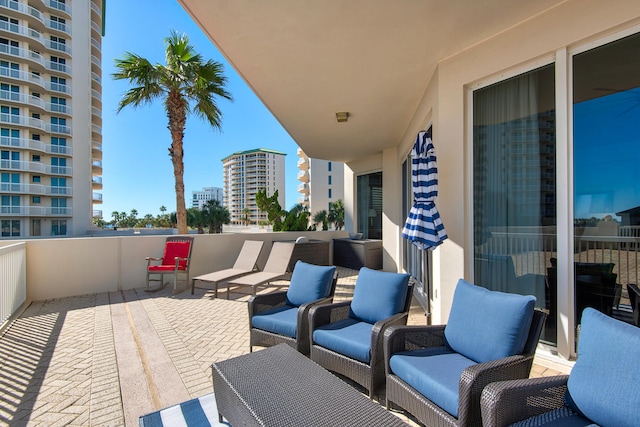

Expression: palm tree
xmin=241 ymin=207 xmax=252 ymax=226
xmin=313 ymin=210 xmax=328 ymax=231
xmin=113 ymin=31 xmax=232 ymax=234
xmin=329 ymin=199 xmax=345 ymax=230
xmin=202 ymin=199 xmax=230 ymax=233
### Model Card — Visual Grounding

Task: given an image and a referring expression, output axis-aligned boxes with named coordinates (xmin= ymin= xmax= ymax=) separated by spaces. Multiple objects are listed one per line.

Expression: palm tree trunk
xmin=167 ymin=90 xmax=188 ymax=234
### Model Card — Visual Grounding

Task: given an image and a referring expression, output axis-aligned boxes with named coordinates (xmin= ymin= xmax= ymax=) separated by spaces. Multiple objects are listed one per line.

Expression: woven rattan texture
xmin=212 ymin=344 xmax=408 ymax=426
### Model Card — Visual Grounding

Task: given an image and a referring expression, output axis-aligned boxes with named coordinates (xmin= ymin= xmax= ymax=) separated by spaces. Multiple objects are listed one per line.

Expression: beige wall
xmin=340 ymin=0 xmax=640 ymax=334
xmin=23 ymin=231 xmax=347 ymax=301
xmin=396 ymin=0 xmax=640 ymax=353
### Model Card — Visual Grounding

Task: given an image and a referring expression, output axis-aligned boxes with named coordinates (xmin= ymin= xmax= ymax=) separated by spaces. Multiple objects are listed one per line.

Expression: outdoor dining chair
xmin=309 ymin=267 xmax=413 ymax=398
xmin=248 ymin=261 xmax=337 ymax=355
xmin=191 ymin=240 xmax=264 ymax=296
xmin=145 ymin=236 xmax=194 ymax=292
xmin=383 ymin=279 xmax=546 ymax=427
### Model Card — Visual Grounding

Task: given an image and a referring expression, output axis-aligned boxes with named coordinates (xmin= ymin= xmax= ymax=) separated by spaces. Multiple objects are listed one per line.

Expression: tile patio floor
xmin=0 ymin=267 xmax=567 ymax=426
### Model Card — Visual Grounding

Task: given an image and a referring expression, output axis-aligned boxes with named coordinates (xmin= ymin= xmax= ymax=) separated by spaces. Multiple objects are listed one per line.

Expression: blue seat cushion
xmin=348 ymin=267 xmax=410 ymax=324
xmin=286 ymin=261 xmax=336 ymax=307
xmin=312 ymin=318 xmax=373 ymax=363
xmin=389 ymin=347 xmax=476 ymax=418
xmin=444 ymin=279 xmax=535 ymax=363
xmin=565 ymin=308 xmax=640 ymax=427
xmin=509 ymin=407 xmax=597 ymax=427
xmin=251 ymin=305 xmax=298 ymax=338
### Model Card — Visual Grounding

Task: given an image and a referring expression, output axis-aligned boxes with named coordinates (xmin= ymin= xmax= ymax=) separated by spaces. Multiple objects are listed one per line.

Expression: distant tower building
xmin=222 ymin=148 xmax=285 ymax=224
xmin=0 ymin=0 xmax=104 ymax=238
xmin=191 ymin=186 xmax=223 ymax=209
xmin=297 ymin=147 xmax=344 ymax=216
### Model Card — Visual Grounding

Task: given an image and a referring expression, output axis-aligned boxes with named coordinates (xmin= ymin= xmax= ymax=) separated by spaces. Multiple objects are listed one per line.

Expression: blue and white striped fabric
xmin=139 ymin=393 xmax=230 ymax=427
xmin=402 ymin=131 xmax=448 ymax=250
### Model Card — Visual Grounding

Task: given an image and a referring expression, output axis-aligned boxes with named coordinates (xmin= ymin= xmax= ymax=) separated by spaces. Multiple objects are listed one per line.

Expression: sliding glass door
xmin=473 ymin=64 xmax=557 ymax=345
xmin=572 ymin=32 xmax=640 ymax=343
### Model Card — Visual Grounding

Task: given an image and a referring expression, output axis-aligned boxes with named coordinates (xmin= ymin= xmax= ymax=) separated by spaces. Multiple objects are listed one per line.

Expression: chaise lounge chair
xmin=191 ymin=240 xmax=264 ymax=296
xmin=225 ymin=241 xmax=295 ymax=298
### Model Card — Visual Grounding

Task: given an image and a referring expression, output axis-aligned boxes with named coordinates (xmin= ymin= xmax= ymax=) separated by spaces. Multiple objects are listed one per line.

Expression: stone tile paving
xmin=0 ymin=266 xmax=566 ymax=426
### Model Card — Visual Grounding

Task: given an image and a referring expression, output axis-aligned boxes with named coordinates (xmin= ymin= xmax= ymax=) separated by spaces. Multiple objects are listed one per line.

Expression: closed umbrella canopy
xmin=402 ymin=131 xmax=448 ymax=250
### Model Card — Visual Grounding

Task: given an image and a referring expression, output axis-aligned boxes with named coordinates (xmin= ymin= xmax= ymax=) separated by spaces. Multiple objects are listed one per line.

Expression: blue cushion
xmin=348 ymin=268 xmax=410 ymax=324
xmin=251 ymin=305 xmax=298 ymax=338
xmin=286 ymin=261 xmax=336 ymax=307
xmin=389 ymin=348 xmax=476 ymax=418
xmin=565 ymin=308 xmax=640 ymax=427
xmin=312 ymin=318 xmax=373 ymax=363
xmin=444 ymin=279 xmax=535 ymax=363
xmin=510 ymin=407 xmax=596 ymax=427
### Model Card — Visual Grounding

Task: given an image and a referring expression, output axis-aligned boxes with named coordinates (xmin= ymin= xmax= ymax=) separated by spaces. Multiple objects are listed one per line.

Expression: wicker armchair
xmin=309 ymin=268 xmax=413 ymax=399
xmin=384 ymin=279 xmax=546 ymax=427
xmin=480 ymin=376 xmax=569 ymax=427
xmin=482 ymin=308 xmax=640 ymax=427
xmin=248 ymin=263 xmax=338 ymax=355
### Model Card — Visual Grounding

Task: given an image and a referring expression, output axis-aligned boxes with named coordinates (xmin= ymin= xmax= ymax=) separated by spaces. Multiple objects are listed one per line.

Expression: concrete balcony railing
xmin=0 ymin=182 xmax=72 ymax=196
xmin=0 ymin=206 xmax=71 ymax=216
xmin=0 ymin=66 xmax=71 ymax=94
xmin=45 ymin=0 xmax=71 ymax=16
xmin=0 ymin=0 xmax=45 ymax=27
xmin=0 ymin=44 xmax=72 ymax=75
xmin=1 ymin=135 xmax=72 ymax=155
xmin=297 ymin=157 xmax=309 ymax=170
xmin=0 ymin=159 xmax=72 ymax=175
xmin=0 ymin=231 xmax=349 ymax=303
xmin=48 ymin=19 xmax=70 ymax=35
xmin=0 ymin=113 xmax=71 ymax=134
xmin=0 ymin=90 xmax=72 ymax=115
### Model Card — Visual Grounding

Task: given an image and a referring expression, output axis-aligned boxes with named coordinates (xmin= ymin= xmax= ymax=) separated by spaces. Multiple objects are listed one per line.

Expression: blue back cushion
xmin=565 ymin=308 xmax=640 ymax=427
xmin=444 ymin=279 xmax=535 ymax=363
xmin=286 ymin=261 xmax=336 ymax=307
xmin=348 ymin=268 xmax=410 ymax=324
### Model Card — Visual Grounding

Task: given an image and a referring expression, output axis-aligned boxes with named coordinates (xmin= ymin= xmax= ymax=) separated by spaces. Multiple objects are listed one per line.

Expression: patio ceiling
xmin=178 ymin=0 xmax=564 ymax=163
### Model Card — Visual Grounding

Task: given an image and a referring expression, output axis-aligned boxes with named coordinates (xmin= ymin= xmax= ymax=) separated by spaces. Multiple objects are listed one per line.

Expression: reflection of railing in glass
xmin=479 ymin=230 xmax=639 ymax=326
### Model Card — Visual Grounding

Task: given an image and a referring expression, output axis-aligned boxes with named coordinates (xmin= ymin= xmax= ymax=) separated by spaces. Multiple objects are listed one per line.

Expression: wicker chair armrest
xmin=383 ymin=325 xmax=447 ymax=375
xmin=370 ymin=313 xmax=409 ymax=361
xmin=481 ymin=376 xmax=570 ymax=427
xmin=296 ymin=297 xmax=334 ymax=351
xmin=308 ymin=301 xmax=352 ymax=331
xmin=248 ymin=291 xmax=288 ymax=317
xmin=297 ymin=297 xmax=334 ymax=326
xmin=459 ymin=354 xmax=540 ymax=426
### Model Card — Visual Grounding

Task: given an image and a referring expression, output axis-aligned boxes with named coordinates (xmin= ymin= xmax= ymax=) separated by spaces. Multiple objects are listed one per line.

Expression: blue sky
xmin=573 ymin=88 xmax=640 ymax=220
xmin=100 ymin=0 xmax=300 ymax=219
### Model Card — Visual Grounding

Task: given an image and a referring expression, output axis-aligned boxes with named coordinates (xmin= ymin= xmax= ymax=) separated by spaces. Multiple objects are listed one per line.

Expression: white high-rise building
xmin=0 ymin=0 xmax=104 ymax=238
xmin=297 ymin=147 xmax=343 ymax=216
xmin=222 ymin=148 xmax=285 ymax=224
xmin=191 ymin=186 xmax=223 ymax=209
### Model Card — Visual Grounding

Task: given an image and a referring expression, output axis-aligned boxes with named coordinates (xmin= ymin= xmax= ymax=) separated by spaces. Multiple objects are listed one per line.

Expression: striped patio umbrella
xmin=402 ymin=131 xmax=448 ymax=250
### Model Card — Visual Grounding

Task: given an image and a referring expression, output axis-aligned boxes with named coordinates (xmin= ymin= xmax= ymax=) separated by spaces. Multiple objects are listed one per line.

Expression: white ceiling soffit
xmin=179 ymin=0 xmax=564 ymax=162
